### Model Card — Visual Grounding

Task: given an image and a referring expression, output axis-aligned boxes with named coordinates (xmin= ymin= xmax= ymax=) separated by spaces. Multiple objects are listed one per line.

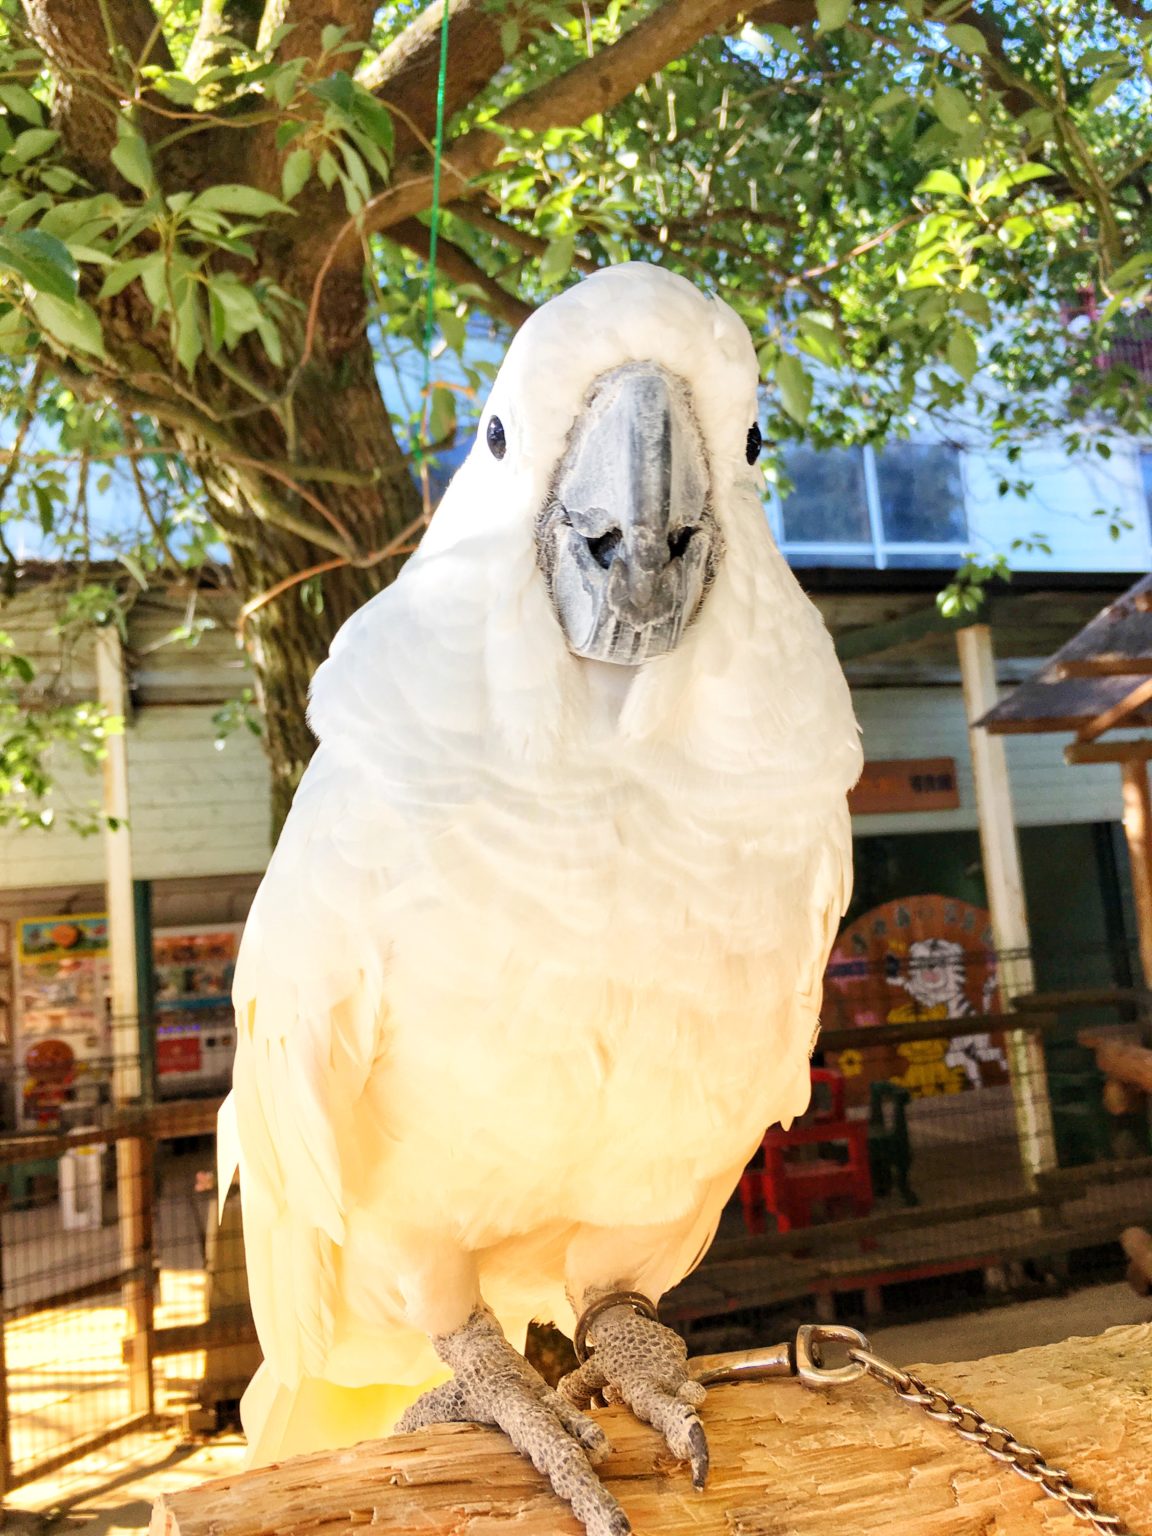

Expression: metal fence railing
xmin=667 ymin=985 xmax=1152 ymax=1346
xmin=1 ymin=979 xmax=1150 ymax=1508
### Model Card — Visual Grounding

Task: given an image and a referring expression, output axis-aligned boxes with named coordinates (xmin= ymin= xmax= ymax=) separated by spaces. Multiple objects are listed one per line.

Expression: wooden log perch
xmin=1123 ymin=1228 xmax=1152 ymax=1297
xmin=1078 ymin=1031 xmax=1152 ymax=1094
xmin=151 ymin=1323 xmax=1152 ymax=1536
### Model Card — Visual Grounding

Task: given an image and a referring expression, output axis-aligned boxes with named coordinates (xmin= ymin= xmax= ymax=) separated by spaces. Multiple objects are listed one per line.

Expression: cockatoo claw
xmin=397 ymin=1304 xmax=631 ymax=1536
xmin=559 ymin=1303 xmax=710 ymax=1491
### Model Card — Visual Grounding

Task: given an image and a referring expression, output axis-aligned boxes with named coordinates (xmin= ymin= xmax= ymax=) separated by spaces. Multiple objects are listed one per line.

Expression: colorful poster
xmin=822 ymin=895 xmax=1009 ymax=1104
xmin=16 ymin=914 xmax=111 ymax=1127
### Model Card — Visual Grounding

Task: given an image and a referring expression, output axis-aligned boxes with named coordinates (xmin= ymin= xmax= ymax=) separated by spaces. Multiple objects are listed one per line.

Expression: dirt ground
xmin=3 ymin=1279 xmax=1146 ymax=1536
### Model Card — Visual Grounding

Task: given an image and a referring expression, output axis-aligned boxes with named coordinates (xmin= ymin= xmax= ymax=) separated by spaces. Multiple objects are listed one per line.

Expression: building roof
xmin=981 ymin=574 xmax=1152 ymax=738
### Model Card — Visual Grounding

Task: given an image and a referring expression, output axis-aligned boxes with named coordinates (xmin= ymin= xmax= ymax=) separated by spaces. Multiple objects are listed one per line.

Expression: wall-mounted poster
xmin=15 ymin=914 xmax=111 ymax=1127
xmin=154 ymin=925 xmax=240 ymax=1095
xmin=822 ymin=895 xmax=1009 ymax=1105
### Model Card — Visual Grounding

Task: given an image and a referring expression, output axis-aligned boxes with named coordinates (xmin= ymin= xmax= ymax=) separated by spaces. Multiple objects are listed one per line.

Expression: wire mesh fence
xmin=0 ymin=966 xmax=1150 ymax=1506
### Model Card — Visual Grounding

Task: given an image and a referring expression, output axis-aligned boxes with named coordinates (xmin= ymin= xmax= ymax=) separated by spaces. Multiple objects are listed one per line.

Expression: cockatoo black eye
xmin=486 ymin=416 xmax=507 ymax=460
xmin=746 ymin=423 xmax=762 ymax=465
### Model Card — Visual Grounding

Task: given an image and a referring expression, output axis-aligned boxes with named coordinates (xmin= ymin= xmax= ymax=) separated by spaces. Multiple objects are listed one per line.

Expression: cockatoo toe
xmin=398 ymin=1304 xmax=628 ymax=1536
xmin=559 ymin=1303 xmax=710 ymax=1489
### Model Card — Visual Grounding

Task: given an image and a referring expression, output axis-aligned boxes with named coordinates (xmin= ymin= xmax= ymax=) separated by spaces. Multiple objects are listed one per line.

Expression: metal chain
xmin=848 ymin=1345 xmax=1128 ymax=1535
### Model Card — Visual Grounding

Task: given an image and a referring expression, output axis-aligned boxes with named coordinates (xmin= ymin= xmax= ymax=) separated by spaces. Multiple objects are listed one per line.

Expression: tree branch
xmin=448 ymin=202 xmax=601 ymax=276
xmin=389 ymin=218 xmax=536 ymax=331
xmin=360 ymin=0 xmax=561 ymax=163
xmin=362 ymin=0 xmax=755 ymax=237
xmin=21 ymin=0 xmax=173 ymax=170
xmin=946 ymin=3 xmax=1041 ymax=119
xmin=186 ymin=0 xmax=264 ymax=81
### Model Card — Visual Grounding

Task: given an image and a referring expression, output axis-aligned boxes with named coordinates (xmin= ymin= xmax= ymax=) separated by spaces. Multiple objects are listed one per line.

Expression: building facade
xmin=1 ymin=435 xmax=1148 ymax=1125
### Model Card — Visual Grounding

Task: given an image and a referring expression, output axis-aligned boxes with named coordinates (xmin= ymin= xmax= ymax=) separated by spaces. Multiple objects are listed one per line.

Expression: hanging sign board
xmin=848 ymin=758 xmax=960 ymax=815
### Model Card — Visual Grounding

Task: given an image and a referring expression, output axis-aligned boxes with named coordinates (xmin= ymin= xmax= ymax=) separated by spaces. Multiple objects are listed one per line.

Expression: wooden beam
xmin=1078 ymin=675 xmax=1152 ymax=742
xmin=1056 ymin=656 xmax=1152 ymax=678
xmin=148 ymin=1326 xmax=1152 ymax=1536
xmin=956 ymin=625 xmax=1057 ymax=1180
xmin=984 ymin=713 xmax=1101 ymax=735
xmin=1121 ymin=756 xmax=1152 ymax=987
xmin=1065 ymin=739 xmax=1152 ymax=765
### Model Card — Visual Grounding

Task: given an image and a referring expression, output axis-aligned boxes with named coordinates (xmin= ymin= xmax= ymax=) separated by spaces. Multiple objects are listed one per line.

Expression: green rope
xmin=418 ymin=0 xmax=453 ymax=457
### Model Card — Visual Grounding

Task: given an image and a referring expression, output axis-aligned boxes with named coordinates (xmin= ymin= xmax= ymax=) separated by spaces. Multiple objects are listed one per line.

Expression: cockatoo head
xmin=427 ymin=262 xmax=763 ymax=667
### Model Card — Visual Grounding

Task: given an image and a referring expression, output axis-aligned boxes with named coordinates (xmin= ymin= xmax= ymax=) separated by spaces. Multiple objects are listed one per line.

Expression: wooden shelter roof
xmin=980 ymin=574 xmax=1152 ymax=739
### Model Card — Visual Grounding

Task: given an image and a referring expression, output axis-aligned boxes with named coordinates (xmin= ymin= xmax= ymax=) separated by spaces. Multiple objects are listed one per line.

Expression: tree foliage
xmin=2 ymin=0 xmax=1151 ymax=830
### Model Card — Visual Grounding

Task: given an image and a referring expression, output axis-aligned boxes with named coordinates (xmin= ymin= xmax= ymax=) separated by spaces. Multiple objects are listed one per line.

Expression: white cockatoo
xmin=219 ymin=261 xmax=861 ymax=1534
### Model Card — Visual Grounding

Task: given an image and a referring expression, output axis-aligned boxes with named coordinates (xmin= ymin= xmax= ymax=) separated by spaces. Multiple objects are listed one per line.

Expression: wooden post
xmin=956 ymin=625 xmax=1057 ymax=1180
xmin=149 ymin=1323 xmax=1152 ymax=1536
xmin=94 ymin=625 xmax=141 ymax=1104
xmin=94 ymin=625 xmax=155 ymax=1417
xmin=0 ymin=1199 xmax=11 ymax=1500
xmin=1120 ymin=756 xmax=1152 ymax=986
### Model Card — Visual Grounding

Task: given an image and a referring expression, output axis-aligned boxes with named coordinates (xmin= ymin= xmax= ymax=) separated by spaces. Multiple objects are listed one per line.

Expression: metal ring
xmin=572 ymin=1290 xmax=659 ymax=1363
xmin=797 ymin=1324 xmax=871 ymax=1387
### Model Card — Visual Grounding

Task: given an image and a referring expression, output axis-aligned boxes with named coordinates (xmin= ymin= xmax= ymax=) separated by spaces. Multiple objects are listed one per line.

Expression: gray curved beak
xmin=537 ymin=362 xmax=721 ymax=665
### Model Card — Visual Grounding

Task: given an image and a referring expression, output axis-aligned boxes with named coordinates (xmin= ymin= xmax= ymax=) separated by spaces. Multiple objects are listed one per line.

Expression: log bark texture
xmin=150 ymin=1322 xmax=1152 ymax=1536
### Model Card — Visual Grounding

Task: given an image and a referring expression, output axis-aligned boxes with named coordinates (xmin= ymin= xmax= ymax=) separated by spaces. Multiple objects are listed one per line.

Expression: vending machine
xmin=153 ymin=925 xmax=240 ymax=1098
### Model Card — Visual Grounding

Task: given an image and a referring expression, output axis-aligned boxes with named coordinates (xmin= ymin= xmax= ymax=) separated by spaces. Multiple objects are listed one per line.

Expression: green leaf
xmin=320 ymin=23 xmax=349 ymax=52
xmin=427 ymin=384 xmax=456 ymax=446
xmin=34 ymin=484 xmax=54 ymax=534
xmin=254 ymin=315 xmax=283 ymax=367
xmin=1088 ymin=75 xmax=1122 ymax=109
xmin=539 ymin=233 xmax=575 ymax=286
xmin=0 ymin=84 xmax=43 ymax=124
xmin=193 ymin=184 xmax=293 ymax=217
xmin=762 ymin=23 xmax=803 ymax=54
xmin=8 ymin=128 xmax=59 ymax=164
xmin=955 ymin=288 xmax=991 ymax=325
xmin=209 ymin=275 xmax=264 ymax=336
xmin=500 ymin=18 xmax=520 ymax=55
xmin=281 ymin=147 xmax=313 ymax=201
xmin=0 ymin=229 xmax=77 ymax=301
xmin=439 ymin=309 xmax=466 ymax=353
xmin=174 ymin=284 xmax=203 ymax=374
xmin=350 ymin=91 xmax=394 ymax=157
xmin=870 ymin=87 xmax=910 ymax=115
xmin=30 ymin=293 xmax=105 ymax=357
xmin=917 ymin=169 xmax=964 ymax=196
xmin=275 ymin=120 xmax=307 ymax=151
xmin=0 ymin=305 xmax=30 ymax=355
xmin=317 ymin=150 xmax=339 ymax=189
xmin=944 ymin=23 xmax=988 ymax=55
xmin=309 ymin=71 xmax=355 ymax=112
xmin=947 ymin=323 xmax=978 ymax=381
xmin=816 ymin=0 xmax=853 ymax=30
xmin=111 ymin=129 xmax=154 ymax=193
xmin=933 ymin=82 xmax=974 ymax=133
xmin=775 ymin=353 xmax=812 ymax=424
xmin=1110 ymin=249 xmax=1152 ymax=290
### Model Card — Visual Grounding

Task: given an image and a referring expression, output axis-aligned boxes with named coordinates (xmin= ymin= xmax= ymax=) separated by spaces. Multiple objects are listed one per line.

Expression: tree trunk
xmin=204 ymin=327 xmax=425 ymax=832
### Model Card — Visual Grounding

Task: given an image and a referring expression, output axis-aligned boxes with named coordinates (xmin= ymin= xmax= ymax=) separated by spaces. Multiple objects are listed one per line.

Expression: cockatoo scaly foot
xmin=396 ymin=1304 xmax=630 ymax=1536
xmin=560 ymin=1301 xmax=709 ymax=1488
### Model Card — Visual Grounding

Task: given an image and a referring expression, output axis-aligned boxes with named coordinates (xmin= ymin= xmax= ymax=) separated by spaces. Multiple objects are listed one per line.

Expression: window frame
xmin=769 ymin=443 xmax=970 ymax=569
